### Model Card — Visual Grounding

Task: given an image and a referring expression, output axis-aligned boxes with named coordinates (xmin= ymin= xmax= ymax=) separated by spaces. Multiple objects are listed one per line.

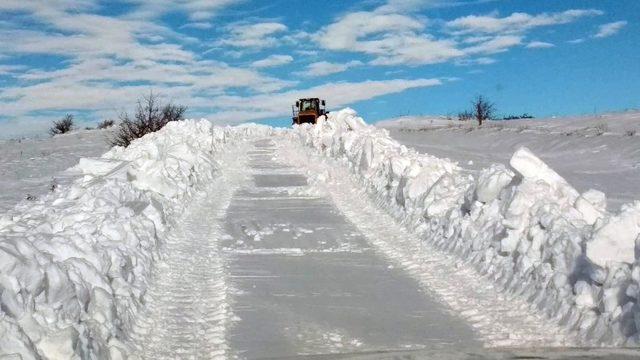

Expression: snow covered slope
xmin=378 ymin=111 xmax=640 ymax=210
xmin=0 ymin=121 xmax=270 ymax=359
xmin=0 ymin=129 xmax=113 ymax=214
xmin=294 ymin=109 xmax=640 ymax=346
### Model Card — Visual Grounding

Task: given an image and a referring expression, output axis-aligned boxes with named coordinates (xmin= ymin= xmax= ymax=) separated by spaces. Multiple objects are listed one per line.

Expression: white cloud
xmin=455 ymin=57 xmax=496 ymax=66
xmin=376 ymin=0 xmax=498 ymax=13
xmin=251 ymin=54 xmax=294 ymax=68
xmin=313 ymin=3 xmax=596 ymax=66
xmin=207 ymin=78 xmax=442 ymax=124
xmin=0 ymin=5 xmax=294 ymax=122
xmin=594 ymin=21 xmax=627 ymax=38
xmin=315 ymin=11 xmax=463 ymax=65
xmin=447 ymin=9 xmax=603 ymax=34
xmin=180 ymin=22 xmax=213 ymax=30
xmin=0 ymin=65 xmax=27 ymax=75
xmin=463 ymin=35 xmax=522 ymax=54
xmin=301 ymin=61 xmax=363 ymax=77
xmin=526 ymin=41 xmax=555 ymax=49
xmin=219 ymin=22 xmax=288 ymax=48
xmin=124 ymin=0 xmax=243 ymax=21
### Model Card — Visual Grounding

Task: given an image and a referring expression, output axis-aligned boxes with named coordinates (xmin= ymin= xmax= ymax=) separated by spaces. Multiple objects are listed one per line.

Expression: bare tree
xmin=471 ymin=95 xmax=495 ymax=126
xmin=110 ymin=92 xmax=187 ymax=147
xmin=49 ymin=114 xmax=75 ymax=136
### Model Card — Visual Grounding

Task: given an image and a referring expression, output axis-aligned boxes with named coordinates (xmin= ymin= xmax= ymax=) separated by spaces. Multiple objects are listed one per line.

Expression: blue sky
xmin=0 ymin=0 xmax=637 ymax=136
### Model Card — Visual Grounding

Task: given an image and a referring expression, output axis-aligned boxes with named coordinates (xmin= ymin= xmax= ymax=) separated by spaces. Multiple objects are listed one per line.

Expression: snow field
xmin=293 ymin=108 xmax=640 ymax=346
xmin=0 ymin=120 xmax=272 ymax=359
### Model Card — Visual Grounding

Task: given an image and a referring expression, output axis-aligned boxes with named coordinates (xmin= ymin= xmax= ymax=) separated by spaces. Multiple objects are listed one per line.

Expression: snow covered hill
xmin=378 ymin=111 xmax=640 ymax=210
xmin=0 ymin=129 xmax=113 ymax=214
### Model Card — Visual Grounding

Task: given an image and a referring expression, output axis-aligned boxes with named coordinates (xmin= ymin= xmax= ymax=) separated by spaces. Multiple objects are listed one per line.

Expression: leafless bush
xmin=49 ymin=114 xmax=74 ymax=136
xmin=625 ymin=129 xmax=636 ymax=137
xmin=97 ymin=119 xmax=115 ymax=129
xmin=594 ymin=123 xmax=608 ymax=136
xmin=49 ymin=179 xmax=58 ymax=192
xmin=503 ymin=113 xmax=534 ymax=120
xmin=457 ymin=110 xmax=473 ymax=121
xmin=110 ymin=92 xmax=187 ymax=147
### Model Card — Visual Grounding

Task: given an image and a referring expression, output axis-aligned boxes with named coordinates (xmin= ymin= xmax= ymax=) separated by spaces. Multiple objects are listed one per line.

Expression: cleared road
xmin=221 ymin=140 xmax=480 ymax=358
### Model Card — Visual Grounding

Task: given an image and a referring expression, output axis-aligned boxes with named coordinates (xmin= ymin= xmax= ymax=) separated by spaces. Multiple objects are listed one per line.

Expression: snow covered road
xmin=126 ymin=135 xmax=581 ymax=358
xmin=222 ymin=139 xmax=479 ymax=358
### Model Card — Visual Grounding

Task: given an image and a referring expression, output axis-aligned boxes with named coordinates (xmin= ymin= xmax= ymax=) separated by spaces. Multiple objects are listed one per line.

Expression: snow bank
xmin=0 ymin=120 xmax=271 ymax=359
xmin=294 ymin=108 xmax=640 ymax=345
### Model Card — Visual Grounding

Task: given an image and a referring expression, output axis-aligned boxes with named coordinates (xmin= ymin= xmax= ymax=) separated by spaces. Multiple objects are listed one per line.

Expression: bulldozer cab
xmin=292 ymin=98 xmax=326 ymax=125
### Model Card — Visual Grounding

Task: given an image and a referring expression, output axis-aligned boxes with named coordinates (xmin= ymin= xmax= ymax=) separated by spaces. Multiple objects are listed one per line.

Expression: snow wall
xmin=294 ymin=108 xmax=640 ymax=346
xmin=0 ymin=120 xmax=272 ymax=359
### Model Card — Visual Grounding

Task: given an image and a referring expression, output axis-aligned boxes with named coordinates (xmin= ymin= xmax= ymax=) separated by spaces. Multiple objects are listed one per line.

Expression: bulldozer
xmin=292 ymin=98 xmax=327 ymax=125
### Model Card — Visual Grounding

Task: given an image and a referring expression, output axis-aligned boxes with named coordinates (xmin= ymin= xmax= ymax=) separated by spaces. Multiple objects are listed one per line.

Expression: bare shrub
xmin=97 ymin=119 xmax=115 ymax=129
xmin=110 ymin=92 xmax=187 ymax=147
xmin=49 ymin=179 xmax=58 ymax=192
xmin=625 ymin=129 xmax=636 ymax=137
xmin=49 ymin=114 xmax=74 ymax=136
xmin=594 ymin=123 xmax=608 ymax=136
xmin=458 ymin=110 xmax=473 ymax=121
xmin=503 ymin=113 xmax=534 ymax=120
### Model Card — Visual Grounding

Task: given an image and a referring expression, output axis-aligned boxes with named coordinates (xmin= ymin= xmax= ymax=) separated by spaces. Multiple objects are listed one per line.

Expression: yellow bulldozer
xmin=292 ymin=98 xmax=327 ymax=125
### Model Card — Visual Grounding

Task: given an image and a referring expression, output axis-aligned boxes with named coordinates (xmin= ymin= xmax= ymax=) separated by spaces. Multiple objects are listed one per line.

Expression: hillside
xmin=378 ymin=111 xmax=640 ymax=210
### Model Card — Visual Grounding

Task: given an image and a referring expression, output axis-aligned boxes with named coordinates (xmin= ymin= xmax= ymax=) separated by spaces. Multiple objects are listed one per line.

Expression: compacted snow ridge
xmin=292 ymin=108 xmax=640 ymax=346
xmin=129 ymin=143 xmax=250 ymax=359
xmin=278 ymin=140 xmax=577 ymax=347
xmin=0 ymin=120 xmax=273 ymax=359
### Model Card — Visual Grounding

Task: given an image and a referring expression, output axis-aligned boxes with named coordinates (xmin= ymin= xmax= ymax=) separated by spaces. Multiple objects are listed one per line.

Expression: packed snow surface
xmin=2 ymin=110 xmax=640 ymax=359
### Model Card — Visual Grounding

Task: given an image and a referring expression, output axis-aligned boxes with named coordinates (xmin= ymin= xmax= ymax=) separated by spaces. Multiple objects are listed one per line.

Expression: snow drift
xmin=0 ymin=120 xmax=271 ymax=359
xmin=294 ymin=108 xmax=640 ymax=346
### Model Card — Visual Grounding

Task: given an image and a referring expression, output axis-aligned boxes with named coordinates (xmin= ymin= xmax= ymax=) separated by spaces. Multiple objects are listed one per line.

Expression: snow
xmin=0 ymin=129 xmax=113 ymax=214
xmin=0 ymin=120 xmax=271 ymax=359
xmin=588 ymin=202 xmax=640 ymax=267
xmin=294 ymin=108 xmax=640 ymax=346
xmin=278 ymin=138 xmax=577 ymax=347
xmin=380 ymin=111 xmax=640 ymax=210
xmin=2 ymin=110 xmax=640 ymax=357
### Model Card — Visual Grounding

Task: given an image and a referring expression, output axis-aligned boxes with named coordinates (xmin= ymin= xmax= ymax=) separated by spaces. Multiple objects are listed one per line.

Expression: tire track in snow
xmin=278 ymin=138 xmax=580 ymax=348
xmin=129 ymin=145 xmax=250 ymax=359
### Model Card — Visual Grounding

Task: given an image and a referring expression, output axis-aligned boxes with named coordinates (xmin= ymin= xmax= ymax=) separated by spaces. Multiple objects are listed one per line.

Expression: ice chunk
xmin=476 ymin=164 xmax=514 ymax=203
xmin=575 ymin=189 xmax=607 ymax=225
xmin=510 ymin=147 xmax=579 ymax=201
xmin=587 ymin=201 xmax=640 ymax=266
xmin=72 ymin=158 xmax=125 ymax=177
